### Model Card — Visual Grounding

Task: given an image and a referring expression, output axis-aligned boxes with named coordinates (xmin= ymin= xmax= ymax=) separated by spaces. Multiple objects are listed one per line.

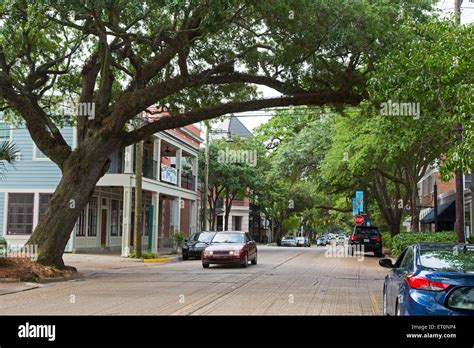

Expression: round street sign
xmin=354 ymin=215 xmax=364 ymax=225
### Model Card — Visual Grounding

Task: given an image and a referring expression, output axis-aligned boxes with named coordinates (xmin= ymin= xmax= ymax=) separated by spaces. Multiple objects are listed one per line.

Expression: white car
xmin=336 ymin=234 xmax=346 ymax=245
xmin=281 ymin=236 xmax=297 ymax=247
xmin=296 ymin=237 xmax=310 ymax=247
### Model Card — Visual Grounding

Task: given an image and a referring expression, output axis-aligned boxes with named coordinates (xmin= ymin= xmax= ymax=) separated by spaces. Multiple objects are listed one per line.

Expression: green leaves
xmin=368 ymin=17 xmax=474 ymax=172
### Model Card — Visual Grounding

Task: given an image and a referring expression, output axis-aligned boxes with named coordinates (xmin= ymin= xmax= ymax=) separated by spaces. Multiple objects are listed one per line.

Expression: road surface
xmin=0 ymin=245 xmax=389 ymax=315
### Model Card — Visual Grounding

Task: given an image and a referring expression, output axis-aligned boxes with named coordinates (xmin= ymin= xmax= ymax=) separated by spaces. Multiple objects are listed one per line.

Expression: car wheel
xmin=375 ymin=250 xmax=383 ymax=258
xmin=202 ymin=263 xmax=210 ymax=268
xmin=182 ymin=254 xmax=189 ymax=261
xmin=383 ymin=287 xmax=388 ymax=316
xmin=251 ymin=252 xmax=257 ymax=265
xmin=241 ymin=254 xmax=248 ymax=268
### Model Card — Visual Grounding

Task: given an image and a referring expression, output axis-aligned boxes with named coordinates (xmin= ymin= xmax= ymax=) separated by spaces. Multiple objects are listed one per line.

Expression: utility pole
xmin=434 ymin=182 xmax=439 ymax=232
xmin=134 ymin=140 xmax=143 ymax=257
xmin=203 ymin=120 xmax=210 ymax=231
xmin=454 ymin=0 xmax=465 ymax=243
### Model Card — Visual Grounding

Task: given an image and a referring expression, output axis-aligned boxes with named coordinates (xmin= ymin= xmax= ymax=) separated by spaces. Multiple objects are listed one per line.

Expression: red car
xmin=202 ymin=231 xmax=257 ymax=268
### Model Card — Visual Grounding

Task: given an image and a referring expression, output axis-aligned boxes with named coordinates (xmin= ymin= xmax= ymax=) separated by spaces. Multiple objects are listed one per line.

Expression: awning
xmin=420 ymin=201 xmax=455 ymax=224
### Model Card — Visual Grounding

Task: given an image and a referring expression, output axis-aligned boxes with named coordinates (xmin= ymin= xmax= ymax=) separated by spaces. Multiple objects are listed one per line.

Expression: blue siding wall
xmin=0 ymin=192 xmax=4 ymax=237
xmin=0 ymin=127 xmax=74 ymax=189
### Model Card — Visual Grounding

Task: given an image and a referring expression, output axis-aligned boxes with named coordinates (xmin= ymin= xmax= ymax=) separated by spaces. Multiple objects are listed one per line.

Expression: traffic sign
xmin=354 ymin=215 xmax=364 ymax=225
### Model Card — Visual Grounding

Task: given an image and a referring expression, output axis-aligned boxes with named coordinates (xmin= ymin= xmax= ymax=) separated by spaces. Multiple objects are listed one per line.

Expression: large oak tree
xmin=0 ymin=0 xmax=431 ymax=267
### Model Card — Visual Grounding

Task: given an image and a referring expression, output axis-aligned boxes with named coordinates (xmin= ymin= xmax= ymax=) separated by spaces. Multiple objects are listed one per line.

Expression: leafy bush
xmin=0 ymin=237 xmax=6 ymax=246
xmin=173 ymin=230 xmax=186 ymax=247
xmin=381 ymin=232 xmax=392 ymax=250
xmin=391 ymin=231 xmax=457 ymax=256
xmin=129 ymin=251 xmax=158 ymax=259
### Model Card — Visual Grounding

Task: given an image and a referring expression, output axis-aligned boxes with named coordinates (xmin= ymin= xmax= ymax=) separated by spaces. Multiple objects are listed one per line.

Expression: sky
xmin=234 ymin=0 xmax=474 ymax=133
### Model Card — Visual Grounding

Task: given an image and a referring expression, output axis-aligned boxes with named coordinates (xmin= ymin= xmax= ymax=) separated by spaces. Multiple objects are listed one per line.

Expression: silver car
xmin=281 ymin=236 xmax=297 ymax=247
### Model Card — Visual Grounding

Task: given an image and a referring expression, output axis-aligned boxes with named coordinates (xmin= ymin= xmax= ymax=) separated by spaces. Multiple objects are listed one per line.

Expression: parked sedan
xmin=182 ymin=231 xmax=216 ymax=260
xmin=380 ymin=243 xmax=474 ymax=316
xmin=299 ymin=237 xmax=310 ymax=247
xmin=281 ymin=236 xmax=297 ymax=247
xmin=317 ymin=236 xmax=327 ymax=246
xmin=202 ymin=231 xmax=257 ymax=268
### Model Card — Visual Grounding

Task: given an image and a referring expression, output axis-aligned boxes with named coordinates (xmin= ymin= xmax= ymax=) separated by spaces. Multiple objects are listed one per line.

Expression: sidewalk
xmin=63 ymin=247 xmax=181 ymax=270
xmin=0 ymin=281 xmax=39 ymax=296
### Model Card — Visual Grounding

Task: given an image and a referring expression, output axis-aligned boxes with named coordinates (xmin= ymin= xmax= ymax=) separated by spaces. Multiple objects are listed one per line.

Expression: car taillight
xmin=374 ymin=236 xmax=381 ymax=242
xmin=351 ymin=235 xmax=359 ymax=241
xmin=406 ymin=275 xmax=450 ymax=291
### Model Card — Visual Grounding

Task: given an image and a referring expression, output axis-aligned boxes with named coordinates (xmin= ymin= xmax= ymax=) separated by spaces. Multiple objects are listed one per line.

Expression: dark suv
xmin=349 ymin=226 xmax=383 ymax=257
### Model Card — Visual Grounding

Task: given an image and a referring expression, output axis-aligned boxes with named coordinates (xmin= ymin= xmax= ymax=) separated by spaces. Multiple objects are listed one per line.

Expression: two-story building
xmin=0 ymin=110 xmax=202 ymax=256
xmin=205 ymin=116 xmax=252 ymax=234
xmin=417 ymin=166 xmax=472 ymax=237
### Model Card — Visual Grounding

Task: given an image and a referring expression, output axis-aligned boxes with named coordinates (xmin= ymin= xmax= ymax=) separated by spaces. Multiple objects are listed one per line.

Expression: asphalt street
xmin=0 ymin=245 xmax=389 ymax=315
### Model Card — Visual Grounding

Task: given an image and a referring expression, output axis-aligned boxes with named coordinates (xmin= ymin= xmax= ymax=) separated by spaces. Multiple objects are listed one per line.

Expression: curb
xmin=0 ymin=273 xmax=84 ymax=284
xmin=142 ymin=256 xmax=181 ymax=263
xmin=36 ymin=274 xmax=84 ymax=284
xmin=0 ymin=278 xmax=22 ymax=283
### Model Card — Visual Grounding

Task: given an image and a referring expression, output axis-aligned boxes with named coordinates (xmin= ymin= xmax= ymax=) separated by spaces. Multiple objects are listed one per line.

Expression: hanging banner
xmin=355 ymin=190 xmax=364 ymax=214
xmin=161 ymin=164 xmax=178 ymax=185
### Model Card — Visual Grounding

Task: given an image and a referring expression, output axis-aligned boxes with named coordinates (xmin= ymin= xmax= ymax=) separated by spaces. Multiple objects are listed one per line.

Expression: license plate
xmin=364 ymin=239 xmax=370 ymax=243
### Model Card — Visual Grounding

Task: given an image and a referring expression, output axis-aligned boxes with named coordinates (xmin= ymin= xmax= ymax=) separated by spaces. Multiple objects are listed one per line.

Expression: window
xmin=400 ymin=247 xmax=414 ymax=271
xmin=142 ymin=205 xmax=150 ymax=236
xmin=7 ymin=193 xmax=34 ymax=235
xmin=0 ymin=122 xmax=10 ymax=141
xmin=233 ymin=216 xmax=242 ymax=230
xmin=76 ymin=208 xmax=86 ymax=236
xmin=422 ymin=179 xmax=428 ymax=196
xmin=119 ymin=202 xmax=123 ymax=236
xmin=33 ymin=145 xmax=49 ymax=160
xmin=38 ymin=193 xmax=53 ymax=222
xmin=87 ymin=197 xmax=98 ymax=236
xmin=430 ymin=175 xmax=435 ymax=193
xmin=110 ymin=199 xmax=120 ymax=236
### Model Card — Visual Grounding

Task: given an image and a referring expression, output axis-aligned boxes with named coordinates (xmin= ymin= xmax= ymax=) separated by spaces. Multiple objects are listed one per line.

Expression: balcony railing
xmin=181 ymin=171 xmax=196 ymax=191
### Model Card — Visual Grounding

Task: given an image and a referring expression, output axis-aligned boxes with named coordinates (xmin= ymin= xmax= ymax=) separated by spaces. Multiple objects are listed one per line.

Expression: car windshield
xmin=197 ymin=232 xmax=215 ymax=242
xmin=420 ymin=247 xmax=474 ymax=273
xmin=189 ymin=232 xmax=215 ymax=242
xmin=283 ymin=236 xmax=294 ymax=240
xmin=212 ymin=233 xmax=244 ymax=244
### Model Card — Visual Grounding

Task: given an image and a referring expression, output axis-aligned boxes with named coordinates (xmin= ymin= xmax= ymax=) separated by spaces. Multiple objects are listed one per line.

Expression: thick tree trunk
xmin=387 ymin=222 xmax=401 ymax=237
xmin=27 ymin=149 xmax=110 ymax=268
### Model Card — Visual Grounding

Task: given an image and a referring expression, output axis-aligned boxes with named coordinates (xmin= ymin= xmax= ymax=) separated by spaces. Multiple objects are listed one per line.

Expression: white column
xmin=175 ymin=197 xmax=182 ymax=233
xmin=153 ymin=136 xmax=161 ymax=181
xmin=124 ymin=145 xmax=134 ymax=174
xmin=32 ymin=193 xmax=40 ymax=230
xmin=176 ymin=149 xmax=182 ymax=187
xmin=151 ymin=192 xmax=159 ymax=253
xmin=121 ymin=186 xmax=133 ymax=257
xmin=192 ymin=156 xmax=198 ymax=191
xmin=190 ymin=200 xmax=196 ymax=233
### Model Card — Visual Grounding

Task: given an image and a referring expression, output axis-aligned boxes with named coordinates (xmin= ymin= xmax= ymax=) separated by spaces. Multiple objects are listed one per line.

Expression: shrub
xmin=391 ymin=231 xmax=457 ymax=256
xmin=0 ymin=237 xmax=6 ymax=257
xmin=381 ymin=232 xmax=392 ymax=250
xmin=172 ymin=230 xmax=186 ymax=247
xmin=129 ymin=251 xmax=158 ymax=259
